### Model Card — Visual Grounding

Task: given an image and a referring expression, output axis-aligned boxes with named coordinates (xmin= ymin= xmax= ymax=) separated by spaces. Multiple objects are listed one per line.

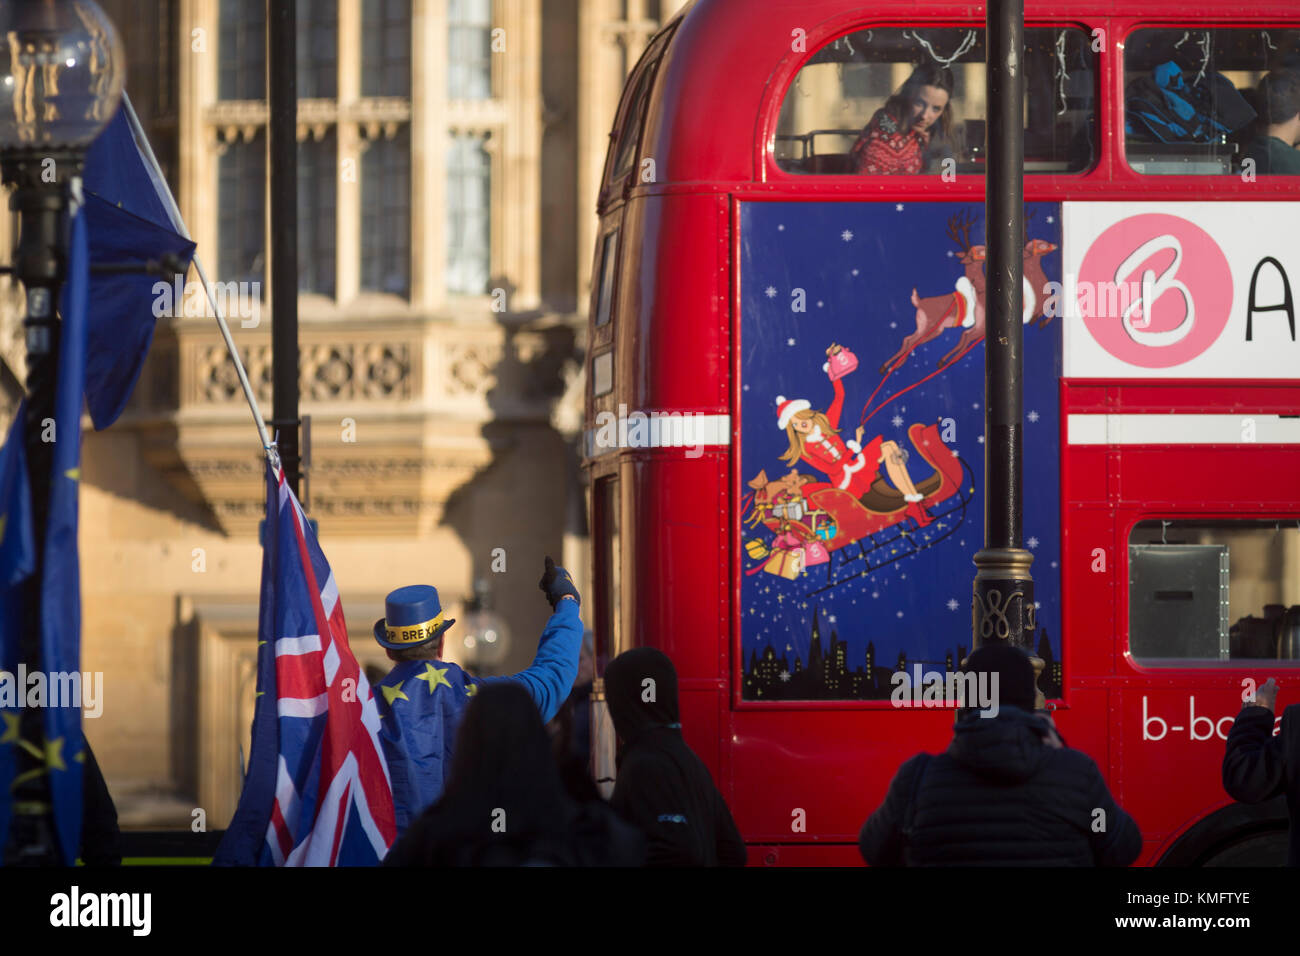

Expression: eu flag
xmin=39 ymin=205 xmax=91 ymax=865
xmin=81 ymin=103 xmax=196 ymax=430
xmin=0 ymin=406 xmax=34 ymax=855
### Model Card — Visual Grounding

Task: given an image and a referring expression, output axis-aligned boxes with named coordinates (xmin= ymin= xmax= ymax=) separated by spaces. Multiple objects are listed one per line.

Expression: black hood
xmin=604 ymin=647 xmax=680 ymax=747
xmin=947 ymin=705 xmax=1055 ymax=783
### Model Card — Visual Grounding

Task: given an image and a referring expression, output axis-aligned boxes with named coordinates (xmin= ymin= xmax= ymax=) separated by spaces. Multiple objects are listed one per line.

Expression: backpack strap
xmin=900 ymin=754 xmax=932 ymax=844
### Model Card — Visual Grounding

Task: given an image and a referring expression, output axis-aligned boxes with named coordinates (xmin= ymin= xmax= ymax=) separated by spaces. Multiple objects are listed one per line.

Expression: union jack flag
xmin=214 ymin=462 xmax=396 ymax=865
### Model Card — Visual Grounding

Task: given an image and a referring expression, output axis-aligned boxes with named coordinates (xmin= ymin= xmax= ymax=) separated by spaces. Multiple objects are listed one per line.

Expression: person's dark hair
xmin=386 ymin=639 xmax=443 ymax=663
xmin=883 ymin=63 xmax=955 ymax=142
xmin=960 ymin=642 xmax=1038 ymax=712
xmin=1258 ymin=69 xmax=1300 ymax=126
xmin=388 ymin=682 xmax=576 ymax=865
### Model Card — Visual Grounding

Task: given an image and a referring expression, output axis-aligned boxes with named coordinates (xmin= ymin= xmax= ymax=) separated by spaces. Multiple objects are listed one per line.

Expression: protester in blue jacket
xmin=374 ymin=557 xmax=581 ymax=837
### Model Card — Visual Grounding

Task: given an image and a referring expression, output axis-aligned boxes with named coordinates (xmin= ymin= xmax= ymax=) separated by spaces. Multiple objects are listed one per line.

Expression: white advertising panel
xmin=1062 ymin=202 xmax=1298 ymax=379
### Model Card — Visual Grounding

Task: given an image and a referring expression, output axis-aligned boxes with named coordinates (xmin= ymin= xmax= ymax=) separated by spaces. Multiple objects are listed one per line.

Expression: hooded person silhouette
xmin=382 ymin=682 xmax=644 ymax=866
xmin=605 ymin=648 xmax=747 ymax=866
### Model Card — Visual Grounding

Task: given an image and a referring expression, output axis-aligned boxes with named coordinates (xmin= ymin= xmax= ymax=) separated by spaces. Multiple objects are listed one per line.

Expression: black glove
xmin=539 ymin=556 xmax=580 ymax=609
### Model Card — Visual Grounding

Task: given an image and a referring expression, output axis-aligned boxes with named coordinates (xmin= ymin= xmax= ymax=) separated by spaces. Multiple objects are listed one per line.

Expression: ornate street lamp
xmin=972 ymin=0 xmax=1045 ymax=704
xmin=457 ymin=579 xmax=512 ymax=676
xmin=0 ymin=0 xmax=124 ymax=865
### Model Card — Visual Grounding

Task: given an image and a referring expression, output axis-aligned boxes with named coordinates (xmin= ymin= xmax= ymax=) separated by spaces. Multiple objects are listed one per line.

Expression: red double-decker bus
xmin=583 ymin=0 xmax=1300 ymax=865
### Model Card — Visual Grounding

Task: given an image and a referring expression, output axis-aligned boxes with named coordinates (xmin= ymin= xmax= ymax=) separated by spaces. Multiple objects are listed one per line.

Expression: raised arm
xmin=825 ymin=374 xmax=845 ymax=430
xmin=475 ymin=558 xmax=582 ymax=723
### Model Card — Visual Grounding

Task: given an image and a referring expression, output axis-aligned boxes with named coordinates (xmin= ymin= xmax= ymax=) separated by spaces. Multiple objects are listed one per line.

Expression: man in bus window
xmin=858 ymin=642 xmax=1142 ymax=866
xmin=1244 ymin=70 xmax=1300 ymax=175
xmin=1222 ymin=678 xmax=1300 ymax=866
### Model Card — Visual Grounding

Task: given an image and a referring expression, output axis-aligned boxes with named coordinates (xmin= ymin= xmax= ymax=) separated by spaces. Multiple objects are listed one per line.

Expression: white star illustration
xmin=1028 ymin=536 xmax=1039 ymax=549
xmin=851 ymin=268 xmax=860 ymax=276
xmin=742 ymin=384 xmax=750 ymax=391
xmin=764 ymin=285 xmax=777 ymax=298
xmin=947 ymin=599 xmax=959 ymax=611
xmin=1027 ymin=410 xmax=1040 ymax=423
xmin=1045 ymin=215 xmax=1054 ymax=224
xmin=946 ymin=250 xmax=955 ymax=258
xmin=841 ymin=229 xmax=854 ymax=242
xmin=817 ymin=300 xmax=824 ymax=308
xmin=779 ymin=671 xmax=791 ymax=682
xmin=787 ymin=337 xmax=796 ymax=346
xmin=891 ymin=414 xmax=904 ymax=427
xmin=896 ymin=611 xmax=904 ymax=618
xmin=890 ymin=321 xmax=897 ymax=328
xmin=1034 ymin=601 xmax=1042 ymax=610
xmin=977 ymin=435 xmax=985 ymax=444
xmin=973 ymin=402 xmax=980 ymax=409
xmin=895 ymin=203 xmax=904 ymax=211
xmin=872 ymin=591 xmax=880 ymax=599
xmin=778 ymin=224 xmax=786 ymax=230
xmin=829 ymin=614 xmax=837 ymax=623
xmin=1051 ymin=561 xmax=1058 ymax=568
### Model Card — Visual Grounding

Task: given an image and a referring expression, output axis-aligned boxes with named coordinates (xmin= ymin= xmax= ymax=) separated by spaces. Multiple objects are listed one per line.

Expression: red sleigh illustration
xmin=744 ymin=421 xmax=972 ymax=595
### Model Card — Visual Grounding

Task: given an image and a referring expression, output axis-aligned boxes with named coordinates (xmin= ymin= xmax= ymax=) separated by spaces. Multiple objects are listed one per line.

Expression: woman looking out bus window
xmin=848 ymin=63 xmax=954 ymax=174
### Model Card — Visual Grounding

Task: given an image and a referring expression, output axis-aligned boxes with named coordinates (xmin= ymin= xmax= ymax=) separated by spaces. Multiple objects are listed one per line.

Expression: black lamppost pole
xmin=0 ymin=0 xmax=124 ymax=864
xmin=973 ymin=0 xmax=1042 ymax=696
xmin=268 ymin=0 xmax=300 ymax=499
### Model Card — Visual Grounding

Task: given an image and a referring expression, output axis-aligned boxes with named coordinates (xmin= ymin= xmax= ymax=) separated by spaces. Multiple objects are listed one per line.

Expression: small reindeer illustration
xmin=938 ymin=210 xmax=1058 ymax=365
xmin=880 ymin=210 xmax=986 ymax=375
xmin=1024 ymin=232 xmax=1059 ymax=327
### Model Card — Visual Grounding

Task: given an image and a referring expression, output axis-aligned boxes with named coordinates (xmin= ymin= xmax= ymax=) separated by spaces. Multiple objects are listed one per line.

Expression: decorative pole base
xmin=971 ymin=547 xmax=1045 ymax=709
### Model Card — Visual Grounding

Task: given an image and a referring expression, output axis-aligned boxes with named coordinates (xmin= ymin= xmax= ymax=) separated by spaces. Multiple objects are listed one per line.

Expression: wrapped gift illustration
xmin=745 ymin=538 xmax=770 ymax=559
xmin=802 ymin=540 xmax=830 ymax=566
xmin=763 ymin=547 xmax=804 ymax=579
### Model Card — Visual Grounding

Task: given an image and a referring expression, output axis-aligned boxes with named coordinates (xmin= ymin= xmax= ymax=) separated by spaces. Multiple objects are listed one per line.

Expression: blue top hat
xmin=373 ymin=584 xmax=455 ymax=650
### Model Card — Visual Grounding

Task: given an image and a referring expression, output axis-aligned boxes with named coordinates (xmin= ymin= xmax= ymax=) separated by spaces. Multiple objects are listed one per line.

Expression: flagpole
xmin=120 ymin=94 xmax=278 ymax=468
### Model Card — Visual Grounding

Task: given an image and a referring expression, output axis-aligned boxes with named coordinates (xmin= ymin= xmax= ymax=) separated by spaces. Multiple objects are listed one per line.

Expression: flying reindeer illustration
xmin=879 ymin=210 xmax=986 ymax=375
xmin=881 ymin=210 xmax=1060 ymax=373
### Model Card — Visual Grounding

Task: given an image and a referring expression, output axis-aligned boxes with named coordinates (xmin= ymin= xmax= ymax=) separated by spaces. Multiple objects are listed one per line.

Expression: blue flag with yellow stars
xmin=0 ymin=204 xmax=88 ymax=865
xmin=375 ymin=660 xmax=481 ymax=835
xmin=82 ymin=104 xmax=196 ymax=430
xmin=0 ymin=404 xmax=35 ymax=853
xmin=40 ymin=202 xmax=90 ymax=864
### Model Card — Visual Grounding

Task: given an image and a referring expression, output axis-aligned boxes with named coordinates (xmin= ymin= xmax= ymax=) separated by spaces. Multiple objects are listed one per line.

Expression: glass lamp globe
xmin=458 ymin=581 xmax=511 ymax=674
xmin=0 ymin=0 xmax=124 ymax=149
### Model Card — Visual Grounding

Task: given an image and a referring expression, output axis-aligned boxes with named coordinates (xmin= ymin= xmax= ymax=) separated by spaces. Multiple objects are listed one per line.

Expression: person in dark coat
xmin=1222 ymin=678 xmax=1300 ymax=866
xmin=382 ymin=682 xmax=644 ymax=866
xmin=859 ymin=642 xmax=1142 ymax=866
xmin=80 ymin=739 xmax=122 ymax=866
xmin=605 ymin=647 xmax=747 ymax=866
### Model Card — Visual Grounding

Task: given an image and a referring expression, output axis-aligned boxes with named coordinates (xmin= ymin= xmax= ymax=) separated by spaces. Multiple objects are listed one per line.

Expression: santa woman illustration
xmin=775 ymin=349 xmax=934 ymax=527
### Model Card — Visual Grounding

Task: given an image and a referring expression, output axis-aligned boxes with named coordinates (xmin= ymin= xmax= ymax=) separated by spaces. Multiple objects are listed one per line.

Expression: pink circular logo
xmin=1076 ymin=214 xmax=1231 ymax=368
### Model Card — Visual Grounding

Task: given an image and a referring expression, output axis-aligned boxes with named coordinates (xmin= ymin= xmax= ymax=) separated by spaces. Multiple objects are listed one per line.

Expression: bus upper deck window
xmin=775 ymin=27 xmax=1096 ymax=176
xmin=1123 ymin=28 xmax=1300 ymax=176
